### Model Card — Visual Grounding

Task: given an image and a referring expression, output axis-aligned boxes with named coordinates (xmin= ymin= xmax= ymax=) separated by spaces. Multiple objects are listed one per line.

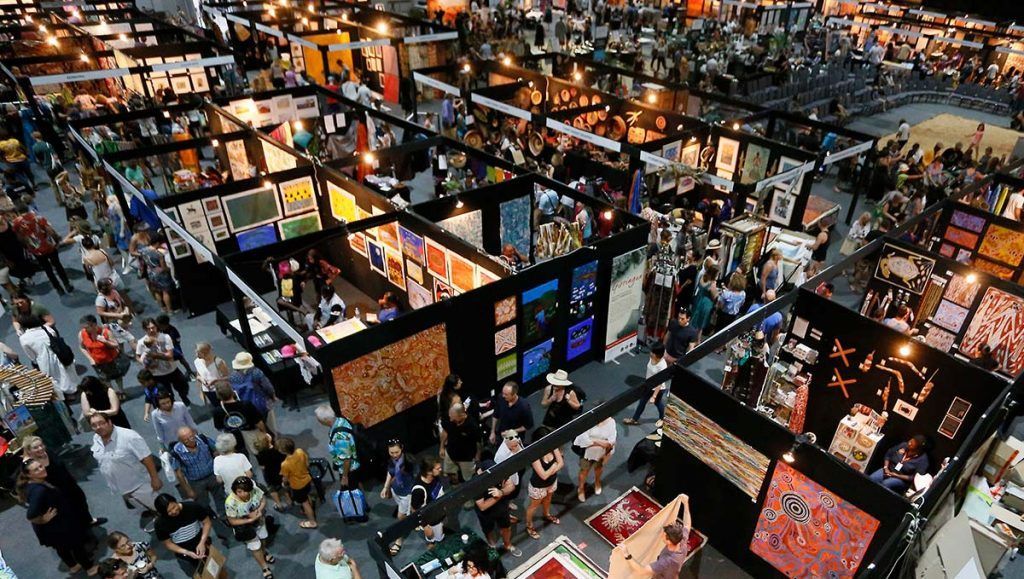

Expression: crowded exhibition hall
xmin=0 ymin=0 xmax=1022 ymax=576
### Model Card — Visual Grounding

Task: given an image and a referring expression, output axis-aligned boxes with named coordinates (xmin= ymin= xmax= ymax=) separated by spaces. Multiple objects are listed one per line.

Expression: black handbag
xmin=232 ymin=522 xmax=258 ymax=542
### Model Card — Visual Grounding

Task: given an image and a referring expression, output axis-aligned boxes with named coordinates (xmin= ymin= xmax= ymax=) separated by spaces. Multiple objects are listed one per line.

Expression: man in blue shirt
xmin=489 ymin=382 xmax=534 ymax=445
xmin=869 ymin=435 xmax=930 ymax=493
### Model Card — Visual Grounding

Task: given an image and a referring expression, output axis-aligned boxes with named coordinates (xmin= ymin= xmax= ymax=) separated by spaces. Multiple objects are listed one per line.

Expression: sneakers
xmin=505 ymin=546 xmax=523 ymax=558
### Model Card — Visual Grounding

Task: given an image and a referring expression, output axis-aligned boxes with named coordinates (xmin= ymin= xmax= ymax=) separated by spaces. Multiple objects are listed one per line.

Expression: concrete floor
xmin=0 ymin=101 xmax=1020 ymax=578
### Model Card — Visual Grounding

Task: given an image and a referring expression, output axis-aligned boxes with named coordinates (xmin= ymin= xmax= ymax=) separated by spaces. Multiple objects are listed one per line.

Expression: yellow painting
xmin=277 ymin=176 xmax=316 ymax=216
xmin=328 ymin=181 xmax=357 ymax=223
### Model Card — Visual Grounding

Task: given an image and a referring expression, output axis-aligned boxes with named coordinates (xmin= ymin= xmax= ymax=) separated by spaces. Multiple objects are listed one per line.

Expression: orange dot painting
xmin=977 ymin=224 xmax=1024 ymax=268
xmin=330 ymin=324 xmax=450 ymax=427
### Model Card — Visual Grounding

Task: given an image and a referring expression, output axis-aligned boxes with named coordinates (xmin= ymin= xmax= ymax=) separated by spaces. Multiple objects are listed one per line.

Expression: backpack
xmin=233 ymin=371 xmax=266 ymax=414
xmin=330 ymin=420 xmax=379 ymax=476
xmin=45 ymin=326 xmax=75 ymax=366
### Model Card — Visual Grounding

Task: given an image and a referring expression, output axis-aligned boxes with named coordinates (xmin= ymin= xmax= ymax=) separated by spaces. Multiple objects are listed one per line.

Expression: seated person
xmin=868 ymin=435 xmax=929 ymax=493
xmin=499 ymin=244 xmax=528 ymax=270
xmin=377 ymin=291 xmax=401 ymax=322
xmin=306 ymin=284 xmax=345 ymax=331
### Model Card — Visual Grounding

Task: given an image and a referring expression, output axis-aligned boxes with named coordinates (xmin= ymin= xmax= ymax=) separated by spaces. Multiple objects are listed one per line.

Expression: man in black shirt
xmin=473 ymin=460 xmax=521 ymax=558
xmin=212 ymin=383 xmax=267 ymax=456
xmin=153 ymin=493 xmax=214 ymax=576
xmin=490 ymin=381 xmax=534 ymax=445
xmin=440 ymin=403 xmax=481 ymax=484
xmin=663 ymin=309 xmax=698 ymax=364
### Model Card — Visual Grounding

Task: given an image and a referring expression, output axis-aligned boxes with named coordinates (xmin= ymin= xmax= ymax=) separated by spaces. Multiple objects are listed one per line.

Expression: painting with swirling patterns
xmin=330 ymin=324 xmax=450 ymax=427
xmin=978 ymin=224 xmax=1024 ymax=267
xmin=971 ymin=257 xmax=1015 ymax=280
xmin=950 ymin=209 xmax=987 ymax=233
xmin=500 ymin=196 xmax=532 ymax=258
xmin=943 ymin=226 xmax=979 ymax=249
xmin=959 ymin=287 xmax=1024 ymax=376
xmin=751 ymin=462 xmax=880 ymax=578
xmin=943 ymin=274 xmax=980 ymax=308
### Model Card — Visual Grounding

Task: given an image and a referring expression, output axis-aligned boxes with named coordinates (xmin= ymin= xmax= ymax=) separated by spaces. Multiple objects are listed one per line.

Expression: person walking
xmin=79 ymin=375 xmax=131 ymax=429
xmin=315 ymin=405 xmax=361 ymax=489
xmin=409 ymin=457 xmax=446 ymax=546
xmin=315 ymin=538 xmax=363 ymax=579
xmin=225 ymin=476 xmax=276 ymax=579
xmin=472 ymin=460 xmax=520 ymax=557
xmin=18 ymin=314 xmax=78 ymax=399
xmin=170 ymin=426 xmax=223 ymax=515
xmin=489 ymin=382 xmax=533 ymax=445
xmin=89 ymin=413 xmax=163 ymax=515
xmin=194 ymin=342 xmax=229 ymax=405
xmin=78 ymin=315 xmax=129 ymax=396
xmin=624 ymin=342 xmax=670 ymax=426
xmin=136 ymin=318 xmax=191 ymax=406
xmin=17 ymin=459 xmax=98 ymax=576
xmin=440 ymin=403 xmax=481 ymax=485
xmin=151 ymin=390 xmax=198 ymax=450
xmin=277 ymin=437 xmax=318 ymax=530
xmin=229 ymin=352 xmax=278 ymax=433
xmin=213 ymin=433 xmax=255 ymax=496
xmin=380 ymin=439 xmax=414 ymax=555
xmin=212 ymin=383 xmax=267 ymax=457
xmin=12 ymin=202 xmax=71 ymax=294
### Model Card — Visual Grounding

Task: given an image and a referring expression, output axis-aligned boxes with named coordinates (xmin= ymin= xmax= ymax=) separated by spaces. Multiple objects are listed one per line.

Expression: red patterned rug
xmin=584 ymin=487 xmax=707 ymax=559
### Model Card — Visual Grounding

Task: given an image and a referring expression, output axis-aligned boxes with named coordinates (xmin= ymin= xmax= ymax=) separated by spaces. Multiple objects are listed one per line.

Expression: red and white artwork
xmin=959 ymin=287 xmax=1024 ymax=376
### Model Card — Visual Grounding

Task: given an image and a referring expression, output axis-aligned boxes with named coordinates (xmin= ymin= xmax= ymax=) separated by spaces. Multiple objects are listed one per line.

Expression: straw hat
xmin=546 ymin=369 xmax=573 ymax=386
xmin=232 ymin=352 xmax=255 ymax=370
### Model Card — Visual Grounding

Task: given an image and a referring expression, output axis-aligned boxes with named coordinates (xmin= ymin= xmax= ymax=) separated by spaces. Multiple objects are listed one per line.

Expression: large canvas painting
xmin=972 ymin=257 xmax=1015 ymax=280
xmin=950 ymin=209 xmax=986 ymax=233
xmin=943 ymin=273 xmax=980 ymax=308
xmin=277 ymin=212 xmax=322 ymax=240
xmin=662 ymin=395 xmax=769 ymax=499
xmin=959 ymin=287 xmax=1024 ymax=376
xmin=222 ymin=188 xmax=283 ymax=232
xmin=750 ymin=462 xmax=880 ymax=578
xmin=605 ymin=248 xmax=645 ymax=358
xmin=448 ymin=252 xmax=476 ymax=294
xmin=425 ymin=237 xmax=449 ymax=284
xmin=522 ymin=279 xmax=559 ymax=344
xmin=500 ymin=196 xmax=532 ymax=258
xmin=438 ymin=209 xmax=484 ymax=249
xmin=873 ymin=243 xmax=935 ymax=295
xmin=327 ymin=181 xmax=357 ymax=223
xmin=330 ymin=324 xmax=450 ymax=427
xmin=943 ymin=226 xmax=980 ymax=249
xmin=930 ymin=299 xmax=969 ymax=333
xmin=977 ymin=224 xmax=1024 ymax=267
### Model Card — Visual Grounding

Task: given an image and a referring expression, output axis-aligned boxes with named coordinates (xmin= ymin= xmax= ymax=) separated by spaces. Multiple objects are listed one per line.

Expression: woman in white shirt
xmin=573 ymin=417 xmax=617 ymax=502
xmin=194 ymin=342 xmax=230 ymax=405
xmin=18 ymin=314 xmax=78 ymax=399
xmin=213 ymin=433 xmax=254 ymax=495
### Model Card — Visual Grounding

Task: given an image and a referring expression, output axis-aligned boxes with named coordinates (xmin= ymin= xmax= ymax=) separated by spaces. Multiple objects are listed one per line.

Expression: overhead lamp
xmin=341 ymin=11 xmax=348 ymax=21
xmin=211 ymin=139 xmax=220 ymax=147
xmin=782 ymin=433 xmax=815 ymax=463
xmin=263 ymin=180 xmax=273 ymax=189
xmin=899 ymin=343 xmax=912 ymax=357
xmin=46 ymin=36 xmax=58 ymax=46
xmin=527 ymin=80 xmax=534 ymax=88
xmin=301 ymin=16 xmax=309 ymax=25
xmin=502 ymin=56 xmax=512 ymax=66
xmin=733 ymin=122 xmax=741 ymax=130
xmin=308 ymin=2 xmax=315 ymax=11
xmin=293 ymin=120 xmax=304 ymax=131
xmin=602 ymin=209 xmax=613 ymax=220
xmin=363 ymin=152 xmax=376 ymax=165
xmin=38 ymin=24 xmax=46 ymax=32
xmin=462 ymin=63 xmax=471 ymax=73
xmin=118 ymin=33 xmax=127 ymax=41
xmin=267 ymin=7 xmax=276 ymax=17
xmin=24 ymin=15 xmax=32 ymax=23
xmin=966 ymin=273 xmax=977 ymax=283
xmin=646 ymin=93 xmax=657 ymax=104
xmin=79 ymin=54 xmax=89 ymax=62
xmin=572 ymin=71 xmax=582 ymax=81
xmin=162 ymin=111 xmax=170 ymax=118
xmin=455 ymin=198 xmax=464 ymax=208
xmin=376 ymin=21 xmax=388 ymax=33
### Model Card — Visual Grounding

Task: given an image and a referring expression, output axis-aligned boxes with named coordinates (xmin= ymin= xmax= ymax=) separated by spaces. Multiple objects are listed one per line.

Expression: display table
xmin=364 ymin=175 xmax=411 ymax=203
xmin=316 ymin=318 xmax=367 ymax=344
xmin=214 ymin=302 xmax=306 ymax=407
xmin=409 ymin=530 xmax=504 ymax=578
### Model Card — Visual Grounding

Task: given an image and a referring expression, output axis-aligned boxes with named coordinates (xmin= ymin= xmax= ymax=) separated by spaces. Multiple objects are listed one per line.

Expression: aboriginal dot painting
xmin=750 ymin=462 xmax=880 ymax=578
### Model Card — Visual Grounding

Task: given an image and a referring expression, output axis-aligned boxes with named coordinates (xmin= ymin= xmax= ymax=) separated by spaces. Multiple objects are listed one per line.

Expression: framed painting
xmin=366 ymin=239 xmax=386 ymax=276
xmin=425 ymin=237 xmax=449 ymax=284
xmin=236 ymin=223 xmax=277 ymax=252
xmin=931 ymin=299 xmax=969 ymax=333
xmin=398 ymin=225 xmax=425 ymax=265
xmin=715 ymin=137 xmax=740 ymax=172
xmin=384 ymin=249 xmax=406 ymax=291
xmin=950 ymin=209 xmax=987 ymax=233
xmin=406 ymin=260 xmax=423 ymax=285
xmin=476 ymin=266 xmax=500 ymax=286
xmin=327 ymin=181 xmax=357 ymax=223
xmin=495 ymin=296 xmax=516 ymax=326
xmin=978 ymin=223 xmax=1024 ymax=267
xmin=277 ymin=211 xmax=322 ymax=240
xmin=679 ymin=142 xmax=700 ymax=168
xmin=350 ymin=232 xmax=367 ymax=257
xmin=522 ymin=279 xmax=560 ymax=344
xmin=873 ymin=243 xmax=935 ymax=295
xmin=943 ymin=225 xmax=979 ymax=249
xmin=972 ymin=257 xmax=1015 ymax=280
xmin=959 ymin=287 xmax=1024 ymax=376
xmin=407 ymin=279 xmax=432 ymax=310
xmin=448 ymin=252 xmax=476 ymax=294
xmin=222 ymin=187 xmax=283 ymax=232
xmin=433 ymin=278 xmax=454 ymax=302
xmin=377 ymin=221 xmax=401 ymax=253
xmin=739 ymin=143 xmax=770 ymax=185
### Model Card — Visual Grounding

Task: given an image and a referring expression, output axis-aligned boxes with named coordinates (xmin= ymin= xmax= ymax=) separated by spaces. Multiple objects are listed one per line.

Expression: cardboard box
xmin=194 ymin=545 xmax=227 ymax=579
xmin=982 ymin=437 xmax=1024 ymax=485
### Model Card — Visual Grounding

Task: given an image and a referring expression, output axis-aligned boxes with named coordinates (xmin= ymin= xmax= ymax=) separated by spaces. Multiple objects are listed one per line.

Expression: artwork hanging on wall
xmin=739 ymin=143 xmax=770 ymax=184
xmin=225 ymin=139 xmax=250 ymax=183
xmin=499 ymin=196 xmax=532 ymax=258
xmin=750 ymin=462 xmax=880 ymax=578
xmin=971 ymin=257 xmax=1015 ymax=280
xmin=916 ymin=278 xmax=946 ymax=322
xmin=495 ymin=296 xmax=517 ymax=326
xmin=448 ymin=252 xmax=477 ymax=294
xmin=938 ymin=243 xmax=955 ymax=258
xmin=978 ymin=224 xmax=1024 ymax=267
xmin=222 ymin=187 xmax=283 ymax=232
xmin=943 ymin=274 xmax=980 ymax=308
xmin=950 ymin=209 xmax=986 ymax=233
xmin=497 ymin=353 xmax=517 ymax=380
xmin=662 ymin=395 xmax=770 ymax=499
xmin=377 ymin=221 xmax=401 ymax=253
xmin=366 ymin=239 xmax=386 ymax=276
xmin=349 ymin=232 xmax=367 ymax=257
xmin=959 ymin=287 xmax=1024 ymax=376
xmin=261 ymin=140 xmax=297 ymax=173
xmin=495 ymin=325 xmax=517 ymax=355
xmin=567 ymin=317 xmax=594 ymax=361
xmin=398 ymin=225 xmax=425 ymax=265
xmin=384 ymin=249 xmax=406 ymax=291
xmin=570 ymin=261 xmax=599 ymax=321
xmin=769 ymin=189 xmax=796 ymax=226
xmin=522 ymin=338 xmax=554 ymax=382
xmin=931 ymin=299 xmax=970 ymax=333
xmin=277 ymin=176 xmax=316 ymax=216
xmin=477 ymin=267 xmax=500 ymax=286
xmin=327 ymin=181 xmax=357 ymax=223
xmin=236 ymin=223 xmax=278 ymax=252
xmin=924 ymin=325 xmax=957 ymax=352
xmin=406 ymin=260 xmax=423 ymax=285
xmin=680 ymin=142 xmax=700 ymax=168
xmin=330 ymin=323 xmax=450 ymax=427
xmin=605 ymin=247 xmax=646 ymax=359
xmin=522 ymin=279 xmax=560 ymax=344
xmin=438 ymin=209 xmax=484 ymax=249
xmin=873 ymin=244 xmax=935 ymax=294
xmin=715 ymin=137 xmax=740 ymax=172
xmin=943 ymin=226 xmax=980 ymax=249
xmin=277 ymin=212 xmax=322 ymax=240
xmin=434 ymin=278 xmax=455 ymax=302
xmin=407 ymin=279 xmax=432 ymax=310
xmin=425 ymin=237 xmax=449 ymax=284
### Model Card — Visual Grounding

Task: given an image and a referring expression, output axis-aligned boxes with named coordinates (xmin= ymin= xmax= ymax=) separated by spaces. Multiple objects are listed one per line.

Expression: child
xmin=139 ymin=370 xmax=168 ymax=423
xmin=156 ymin=314 xmax=195 ymax=379
xmin=253 ymin=432 xmax=290 ymax=512
xmin=623 ymin=342 xmax=669 ymax=425
xmin=276 ymin=437 xmax=317 ymax=529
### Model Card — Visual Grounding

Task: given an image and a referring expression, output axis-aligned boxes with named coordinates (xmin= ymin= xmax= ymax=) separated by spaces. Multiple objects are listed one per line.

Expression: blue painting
xmin=523 ymin=338 xmax=553 ymax=382
xmin=522 ymin=279 xmax=559 ymax=344
xmin=236 ymin=223 xmax=278 ymax=252
xmin=500 ymin=196 xmax=531 ymax=257
xmin=567 ymin=317 xmax=594 ymax=361
xmin=438 ymin=209 xmax=484 ymax=249
xmin=398 ymin=225 xmax=425 ymax=265
xmin=570 ymin=260 xmax=598 ymax=320
xmin=367 ymin=239 xmax=386 ymax=275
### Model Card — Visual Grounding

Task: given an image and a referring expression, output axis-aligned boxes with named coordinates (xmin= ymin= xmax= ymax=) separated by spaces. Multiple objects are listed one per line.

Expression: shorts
xmin=0 ymin=266 xmax=9 ymax=285
xmin=394 ymin=492 xmax=412 ymax=517
xmin=528 ymin=483 xmax=556 ymax=500
xmin=477 ymin=510 xmax=511 ymax=534
xmin=442 ymin=454 xmax=476 ymax=482
xmin=124 ymin=484 xmax=158 ymax=511
xmin=245 ymin=524 xmax=269 ymax=551
xmin=423 ymin=522 xmax=445 ymax=543
xmin=290 ymin=482 xmax=312 ymax=504
xmin=579 ymin=457 xmax=604 ymax=473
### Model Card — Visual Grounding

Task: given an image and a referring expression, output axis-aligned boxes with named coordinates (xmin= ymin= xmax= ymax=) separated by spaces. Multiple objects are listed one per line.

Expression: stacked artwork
xmin=330 ymin=324 xmax=450 ymax=426
xmin=750 ymin=463 xmax=879 ymax=578
xmin=662 ymin=395 xmax=770 ymax=499
xmin=935 ymin=206 xmax=1024 ymax=281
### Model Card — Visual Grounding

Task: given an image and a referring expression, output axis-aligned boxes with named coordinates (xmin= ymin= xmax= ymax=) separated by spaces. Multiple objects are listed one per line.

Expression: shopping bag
xmin=332 ymin=488 xmax=369 ymax=523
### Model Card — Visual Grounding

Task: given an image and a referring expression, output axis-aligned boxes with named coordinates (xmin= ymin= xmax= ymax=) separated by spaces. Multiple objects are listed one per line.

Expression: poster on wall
xmin=570 ymin=260 xmax=599 ymax=321
xmin=398 ymin=226 xmax=425 ymax=265
xmin=278 ymin=212 xmax=322 ymax=240
xmin=605 ymin=247 xmax=646 ymax=361
xmin=261 ymin=140 xmax=297 ymax=173
xmin=225 ymin=139 xmax=251 ymax=183
xmin=769 ymin=189 xmax=796 ymax=226
xmin=567 ymin=317 xmax=594 ymax=361
xmin=663 ymin=395 xmax=770 ymax=499
xmin=407 ymin=279 xmax=432 ymax=310
xmin=222 ymin=187 xmax=283 ymax=232
xmin=425 ymin=237 xmax=449 ymax=284
xmin=278 ymin=176 xmax=317 ymax=216
xmin=750 ymin=462 xmax=879 ymax=578
xmin=499 ymin=196 xmax=531 ymax=258
xmin=523 ymin=338 xmax=554 ymax=382
xmin=873 ymin=243 xmax=936 ymax=295
xmin=384 ymin=250 xmax=406 ymax=291
xmin=740 ymin=143 xmax=770 ymax=184
xmin=330 ymin=323 xmax=450 ymax=427
xmin=958 ymin=286 xmax=1024 ymax=376
xmin=522 ymin=279 xmax=560 ymax=344
xmin=328 ymin=181 xmax=357 ymax=223
xmin=448 ymin=252 xmax=477 ymax=294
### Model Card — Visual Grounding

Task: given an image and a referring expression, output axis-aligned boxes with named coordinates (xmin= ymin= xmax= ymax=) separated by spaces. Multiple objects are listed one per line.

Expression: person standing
xmin=16 ymin=459 xmax=98 ymax=576
xmin=213 ymin=433 xmax=255 ymax=496
xmin=473 ymin=460 xmax=521 ymax=558
xmin=89 ymin=413 xmax=163 ymax=515
xmin=490 ymin=382 xmax=534 ymax=445
xmin=540 ymin=370 xmax=582 ymax=430
xmin=151 ymin=390 xmax=198 ymax=450
xmin=277 ymin=437 xmax=318 ymax=530
xmin=138 ymin=235 xmax=175 ymax=314
xmin=895 ymin=119 xmax=910 ymax=150
xmin=212 ymin=383 xmax=267 ymax=457
xmin=440 ymin=403 xmax=481 ymax=484
xmin=615 ymin=495 xmax=692 ymax=577
xmin=106 ymin=531 xmax=160 ymax=579
xmin=316 ymin=405 xmax=361 ymax=489
xmin=409 ymin=457 xmax=446 ymax=546
xmin=523 ymin=427 xmax=563 ymax=539
xmin=152 ymin=494 xmax=213 ymax=576
xmin=79 ymin=375 xmax=131 ymax=429
xmin=78 ymin=315 xmax=129 ymax=396
xmin=170 ymin=426 xmax=223 ymax=515
xmin=380 ymin=440 xmax=414 ymax=554
xmin=573 ymin=416 xmax=616 ymax=502
xmin=137 ymin=318 xmax=191 ymax=406
xmin=18 ymin=314 xmax=78 ymax=399
xmin=225 ymin=476 xmax=276 ymax=579
xmin=229 ymin=352 xmax=278 ymax=433
xmin=662 ymin=309 xmax=697 ymax=365
xmin=315 ymin=538 xmax=363 ymax=579
xmin=22 ymin=435 xmax=105 ymax=527
xmin=806 ymin=220 xmax=833 ymax=277
xmin=12 ymin=202 xmax=71 ymax=294
xmin=31 ymin=131 xmax=62 ymax=193
xmin=624 ymin=342 xmax=669 ymax=425
xmin=194 ymin=342 xmax=229 ymax=405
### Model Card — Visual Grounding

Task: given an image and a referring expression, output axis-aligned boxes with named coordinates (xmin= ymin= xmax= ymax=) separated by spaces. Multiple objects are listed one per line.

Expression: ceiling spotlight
xmin=573 ymin=71 xmax=582 ymax=81
xmin=38 ymin=24 xmax=46 ymax=32
xmin=308 ymin=1 xmax=315 ymax=11
xmin=462 ymin=63 xmax=471 ymax=73
xmin=602 ymin=209 xmax=613 ymax=220
xmin=363 ymin=152 xmax=376 ymax=164
xmin=783 ymin=433 xmax=816 ymax=463
xmin=376 ymin=21 xmax=388 ymax=33
xmin=293 ymin=120 xmax=304 ymax=131
xmin=301 ymin=16 xmax=309 ymax=24
xmin=527 ymin=81 xmax=534 ymax=88
xmin=733 ymin=122 xmax=741 ymax=130
xmin=899 ymin=343 xmax=912 ymax=357
xmin=267 ymin=7 xmax=276 ymax=17
xmin=263 ymin=180 xmax=273 ymax=189
xmin=118 ymin=33 xmax=127 ymax=41
xmin=502 ymin=56 xmax=512 ymax=66
xmin=162 ymin=111 xmax=170 ymax=118
xmin=46 ymin=36 xmax=58 ymax=46
xmin=341 ymin=11 xmax=348 ymax=21
xmin=211 ymin=139 xmax=220 ymax=147
xmin=646 ymin=93 xmax=657 ymax=104
xmin=455 ymin=198 xmax=464 ymax=208
xmin=782 ymin=448 xmax=796 ymax=464
xmin=966 ymin=273 xmax=977 ymax=283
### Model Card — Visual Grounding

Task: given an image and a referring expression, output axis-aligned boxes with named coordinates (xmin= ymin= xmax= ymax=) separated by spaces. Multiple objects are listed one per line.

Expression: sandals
xmin=265 ymin=553 xmax=276 ymax=564
xmin=299 ymin=520 xmax=318 ymax=529
xmin=262 ymin=568 xmax=274 ymax=579
xmin=544 ymin=515 xmax=560 ymax=525
xmin=622 ymin=419 xmax=639 ymax=425
xmin=526 ymin=526 xmax=540 ymax=539
xmin=388 ymin=541 xmax=403 ymax=556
